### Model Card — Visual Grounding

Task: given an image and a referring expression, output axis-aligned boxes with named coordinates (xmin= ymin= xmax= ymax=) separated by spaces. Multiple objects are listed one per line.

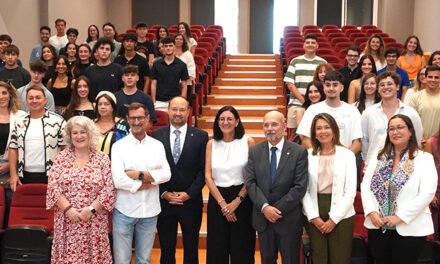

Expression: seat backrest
xmin=8 ymin=184 xmax=54 ymax=233
xmin=150 ymin=110 xmax=169 ymax=132
xmin=0 ymin=186 xmax=4 ymax=228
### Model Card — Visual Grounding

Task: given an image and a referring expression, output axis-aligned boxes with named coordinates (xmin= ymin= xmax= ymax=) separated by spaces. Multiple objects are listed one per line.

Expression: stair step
xmin=216 ymin=78 xmax=283 ymax=86
xmin=202 ymin=105 xmax=286 ymax=116
xmin=211 ymin=85 xmax=284 ymax=95
xmin=228 ymin=54 xmax=280 ymax=60
xmin=206 ymin=94 xmax=285 ymax=105
xmin=218 ymin=71 xmax=283 ymax=78
xmin=224 ymin=58 xmax=281 ymax=65
xmin=149 ymin=248 xmax=263 ymax=263
xmin=222 ymin=64 xmax=280 ymax=71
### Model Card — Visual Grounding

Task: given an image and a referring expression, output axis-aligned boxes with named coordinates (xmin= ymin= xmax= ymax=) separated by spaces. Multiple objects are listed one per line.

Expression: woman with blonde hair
xmin=362 ymin=34 xmax=386 ymax=70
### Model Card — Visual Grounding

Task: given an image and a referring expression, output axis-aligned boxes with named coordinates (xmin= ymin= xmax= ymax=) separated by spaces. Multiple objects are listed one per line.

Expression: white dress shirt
xmin=111 ymin=133 xmax=171 ymax=218
xmin=170 ymin=123 xmax=187 ymax=152
xmin=361 ymin=101 xmax=423 ymax=169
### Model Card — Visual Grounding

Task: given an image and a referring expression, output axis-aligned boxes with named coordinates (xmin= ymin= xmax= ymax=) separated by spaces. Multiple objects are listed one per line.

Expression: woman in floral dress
xmin=47 ymin=116 xmax=115 ymax=263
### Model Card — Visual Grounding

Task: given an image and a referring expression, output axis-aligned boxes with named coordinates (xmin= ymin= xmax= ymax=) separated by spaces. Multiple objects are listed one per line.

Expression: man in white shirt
xmin=297 ymin=71 xmax=362 ymax=153
xmin=48 ymin=18 xmax=68 ymax=53
xmin=111 ymin=102 xmax=171 ymax=264
xmin=361 ymin=72 xmax=423 ymax=169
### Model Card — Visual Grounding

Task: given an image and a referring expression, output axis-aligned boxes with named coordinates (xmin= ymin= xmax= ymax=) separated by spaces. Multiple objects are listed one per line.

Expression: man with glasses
xmin=361 ymin=72 xmax=422 ymax=169
xmin=111 ymin=102 xmax=171 ymax=264
xmin=406 ymin=65 xmax=440 ymax=138
xmin=377 ymin=47 xmax=410 ymax=100
xmin=338 ymin=46 xmax=360 ymax=102
xmin=297 ymin=71 xmax=362 ymax=153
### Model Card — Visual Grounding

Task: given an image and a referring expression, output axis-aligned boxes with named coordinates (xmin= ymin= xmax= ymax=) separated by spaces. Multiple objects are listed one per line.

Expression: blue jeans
xmin=112 ymin=208 xmax=157 ymax=264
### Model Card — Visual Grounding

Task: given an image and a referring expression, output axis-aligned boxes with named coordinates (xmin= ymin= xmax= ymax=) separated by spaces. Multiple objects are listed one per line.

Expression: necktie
xmin=173 ymin=130 xmax=181 ymax=164
xmin=270 ymin=146 xmax=277 ymax=183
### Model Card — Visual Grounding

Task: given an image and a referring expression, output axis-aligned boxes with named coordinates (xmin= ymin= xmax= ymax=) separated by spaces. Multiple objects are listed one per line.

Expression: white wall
xmin=413 ymin=0 xmax=440 ymax=53
xmin=377 ymin=0 xmax=414 ymax=44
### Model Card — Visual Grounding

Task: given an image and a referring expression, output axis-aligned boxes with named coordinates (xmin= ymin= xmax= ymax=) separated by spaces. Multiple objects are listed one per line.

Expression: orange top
xmin=398 ymin=54 xmax=423 ymax=80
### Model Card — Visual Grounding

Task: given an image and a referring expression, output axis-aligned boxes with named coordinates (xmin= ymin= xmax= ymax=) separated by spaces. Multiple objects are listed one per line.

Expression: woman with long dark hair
xmin=348 ymin=54 xmax=377 ymax=104
xmin=354 ymin=72 xmax=381 ymax=113
xmin=47 ymin=55 xmax=73 ymax=114
xmin=64 ymin=76 xmax=95 ymax=120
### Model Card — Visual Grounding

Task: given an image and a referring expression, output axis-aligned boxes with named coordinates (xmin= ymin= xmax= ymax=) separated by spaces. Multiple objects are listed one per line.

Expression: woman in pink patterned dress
xmin=47 ymin=116 xmax=115 ymax=263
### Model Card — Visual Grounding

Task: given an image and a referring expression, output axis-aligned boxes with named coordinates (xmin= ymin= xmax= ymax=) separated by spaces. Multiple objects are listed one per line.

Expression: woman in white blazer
xmin=0 ymin=81 xmax=25 ymax=224
xmin=361 ymin=114 xmax=437 ymax=264
xmin=302 ymin=113 xmax=357 ymax=264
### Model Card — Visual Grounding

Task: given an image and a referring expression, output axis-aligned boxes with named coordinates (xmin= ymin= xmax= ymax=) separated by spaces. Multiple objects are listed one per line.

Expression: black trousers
xmin=368 ymin=228 xmax=426 ymax=264
xmin=157 ymin=201 xmax=203 ymax=264
xmin=22 ymin=171 xmax=47 ymax=184
xmin=206 ymin=185 xmax=256 ymax=264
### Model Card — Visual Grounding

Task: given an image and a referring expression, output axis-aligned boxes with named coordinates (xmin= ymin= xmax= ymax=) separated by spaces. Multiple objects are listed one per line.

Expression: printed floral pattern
xmin=47 ymin=147 xmax=115 ymax=263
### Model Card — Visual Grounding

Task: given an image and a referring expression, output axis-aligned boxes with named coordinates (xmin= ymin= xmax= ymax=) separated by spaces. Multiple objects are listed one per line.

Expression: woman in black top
xmin=64 ymin=76 xmax=95 ymax=120
xmin=40 ymin=44 xmax=57 ymax=86
xmin=47 ymin=55 xmax=73 ymax=114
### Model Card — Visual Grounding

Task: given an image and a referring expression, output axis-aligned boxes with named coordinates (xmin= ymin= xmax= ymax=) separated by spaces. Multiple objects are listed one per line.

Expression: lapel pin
xmin=287 ymin=152 xmax=291 ymax=156
xmin=191 ymin=133 xmax=194 ymax=136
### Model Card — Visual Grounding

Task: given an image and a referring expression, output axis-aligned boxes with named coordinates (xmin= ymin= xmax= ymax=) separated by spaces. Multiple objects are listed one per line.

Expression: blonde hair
xmin=0 ymin=81 xmax=20 ymax=113
xmin=64 ymin=116 xmax=100 ymax=150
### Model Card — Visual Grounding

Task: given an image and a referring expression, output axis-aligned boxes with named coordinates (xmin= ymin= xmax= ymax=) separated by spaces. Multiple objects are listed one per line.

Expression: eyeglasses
xmin=128 ymin=116 xmax=146 ymax=122
xmin=388 ymin=125 xmax=407 ymax=133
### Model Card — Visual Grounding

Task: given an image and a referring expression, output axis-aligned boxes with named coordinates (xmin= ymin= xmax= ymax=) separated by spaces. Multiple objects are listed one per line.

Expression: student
xmin=114 ymin=33 xmax=150 ymax=93
xmin=84 ymin=37 xmax=123 ymax=99
xmin=135 ymin=22 xmax=156 ymax=68
xmin=114 ymin=64 xmax=156 ymax=124
xmin=29 ymin=26 xmax=51 ymax=64
xmin=0 ymin=45 xmax=30 ymax=89
xmin=338 ymin=46 xmax=360 ymax=102
xmin=102 ymin=22 xmax=121 ymax=61
xmin=48 ymin=18 xmax=68 ymax=53
xmin=377 ymin=47 xmax=410 ymax=100
xmin=283 ymin=34 xmax=327 ymax=140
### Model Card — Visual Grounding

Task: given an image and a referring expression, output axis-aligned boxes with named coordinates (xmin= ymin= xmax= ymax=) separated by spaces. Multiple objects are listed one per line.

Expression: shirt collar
xmin=268 ymin=137 xmax=284 ymax=151
xmin=170 ymin=123 xmax=188 ymax=136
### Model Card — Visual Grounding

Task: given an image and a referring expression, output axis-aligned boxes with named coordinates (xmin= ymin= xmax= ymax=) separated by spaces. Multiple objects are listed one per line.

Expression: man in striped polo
xmin=283 ymin=34 xmax=326 ymax=140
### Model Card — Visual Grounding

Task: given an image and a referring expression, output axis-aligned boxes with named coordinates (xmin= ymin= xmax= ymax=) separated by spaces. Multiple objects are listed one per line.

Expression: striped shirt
xmin=283 ymin=55 xmax=326 ymax=105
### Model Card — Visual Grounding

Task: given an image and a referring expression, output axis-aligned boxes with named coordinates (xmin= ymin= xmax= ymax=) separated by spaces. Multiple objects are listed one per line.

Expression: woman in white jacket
xmin=361 ymin=114 xmax=437 ymax=264
xmin=302 ymin=113 xmax=357 ymax=264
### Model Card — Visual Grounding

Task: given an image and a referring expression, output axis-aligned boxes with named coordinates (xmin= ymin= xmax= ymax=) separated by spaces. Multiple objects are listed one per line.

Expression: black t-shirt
xmin=136 ymin=41 xmax=156 ymax=58
xmin=150 ymin=57 xmax=189 ymax=102
xmin=0 ymin=123 xmax=9 ymax=155
xmin=85 ymin=63 xmax=123 ymax=99
xmin=0 ymin=67 xmax=31 ymax=89
xmin=338 ymin=66 xmax=359 ymax=103
xmin=114 ymin=89 xmax=157 ymax=122
xmin=114 ymin=54 xmax=150 ymax=90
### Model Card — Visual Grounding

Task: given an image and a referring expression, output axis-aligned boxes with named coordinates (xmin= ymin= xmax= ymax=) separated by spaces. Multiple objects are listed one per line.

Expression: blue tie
xmin=270 ymin=146 xmax=277 ymax=183
xmin=173 ymin=130 xmax=181 ymax=164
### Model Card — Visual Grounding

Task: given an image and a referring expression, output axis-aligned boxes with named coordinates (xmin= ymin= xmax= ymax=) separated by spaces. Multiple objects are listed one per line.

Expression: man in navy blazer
xmin=246 ymin=111 xmax=308 ymax=264
xmin=151 ymin=96 xmax=208 ymax=264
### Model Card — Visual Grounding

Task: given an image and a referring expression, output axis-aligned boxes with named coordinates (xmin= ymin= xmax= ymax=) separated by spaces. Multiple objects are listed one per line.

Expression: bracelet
xmin=218 ymin=199 xmax=225 ymax=205
xmin=63 ymin=205 xmax=72 ymax=214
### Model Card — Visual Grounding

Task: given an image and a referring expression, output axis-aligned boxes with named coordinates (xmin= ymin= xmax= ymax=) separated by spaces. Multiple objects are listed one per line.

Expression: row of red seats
xmin=282 ymin=24 xmax=404 ymax=70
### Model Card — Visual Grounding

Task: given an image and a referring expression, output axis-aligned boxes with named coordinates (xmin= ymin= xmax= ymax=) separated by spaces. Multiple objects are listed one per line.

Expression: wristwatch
xmin=237 ymin=194 xmax=245 ymax=202
xmin=88 ymin=206 xmax=96 ymax=214
xmin=138 ymin=171 xmax=145 ymax=181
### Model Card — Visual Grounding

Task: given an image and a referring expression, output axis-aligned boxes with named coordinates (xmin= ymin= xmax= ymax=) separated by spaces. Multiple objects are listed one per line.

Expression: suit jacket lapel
xmin=275 ymin=141 xmax=291 ymax=180
xmin=260 ymin=143 xmax=272 ymax=187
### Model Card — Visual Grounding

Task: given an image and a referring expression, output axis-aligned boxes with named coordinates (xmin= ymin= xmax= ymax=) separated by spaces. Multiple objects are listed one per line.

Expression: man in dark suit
xmin=246 ymin=111 xmax=308 ymax=264
xmin=152 ymin=96 xmax=208 ymax=264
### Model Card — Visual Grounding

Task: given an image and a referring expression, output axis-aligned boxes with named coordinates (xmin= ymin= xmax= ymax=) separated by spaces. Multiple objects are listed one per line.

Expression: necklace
xmin=321 ymin=147 xmax=335 ymax=155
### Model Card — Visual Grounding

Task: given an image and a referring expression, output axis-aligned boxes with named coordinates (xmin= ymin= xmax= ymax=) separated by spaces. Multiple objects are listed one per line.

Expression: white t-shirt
xmin=24 ymin=118 xmax=45 ymax=172
xmin=49 ymin=35 xmax=68 ymax=52
xmin=297 ymin=101 xmax=362 ymax=148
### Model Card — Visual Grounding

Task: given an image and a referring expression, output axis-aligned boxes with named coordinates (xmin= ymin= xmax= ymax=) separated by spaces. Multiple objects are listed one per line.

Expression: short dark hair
xmin=3 ymin=44 xmax=19 ymax=55
xmin=213 ymin=106 xmax=245 ymax=140
xmin=30 ymin=60 xmax=48 ymax=73
xmin=102 ymin=22 xmax=117 ymax=36
xmin=323 ymin=71 xmax=344 ymax=83
xmin=304 ymin=34 xmax=318 ymax=42
xmin=346 ymin=45 xmax=360 ymax=54
xmin=66 ymin=28 xmax=79 ymax=37
xmin=122 ymin=33 xmax=137 ymax=43
xmin=160 ymin=37 xmax=175 ymax=45
xmin=123 ymin=65 xmax=139 ymax=75
xmin=310 ymin=113 xmax=342 ymax=155
xmin=425 ymin=65 xmax=440 ymax=77
xmin=26 ymin=84 xmax=46 ymax=97
xmin=376 ymin=72 xmax=401 ymax=86
xmin=384 ymin=47 xmax=400 ymax=58
xmin=40 ymin=26 xmax=51 ymax=33
xmin=95 ymin=37 xmax=115 ymax=52
xmin=55 ymin=18 xmax=66 ymax=26
xmin=0 ymin=34 xmax=12 ymax=43
xmin=378 ymin=114 xmax=419 ymax=160
xmin=135 ymin=22 xmax=148 ymax=29
xmin=127 ymin=102 xmax=149 ymax=116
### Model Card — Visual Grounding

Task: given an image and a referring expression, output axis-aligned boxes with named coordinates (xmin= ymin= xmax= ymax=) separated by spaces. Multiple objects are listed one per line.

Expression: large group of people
xmin=0 ymin=18 xmax=439 ymax=264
